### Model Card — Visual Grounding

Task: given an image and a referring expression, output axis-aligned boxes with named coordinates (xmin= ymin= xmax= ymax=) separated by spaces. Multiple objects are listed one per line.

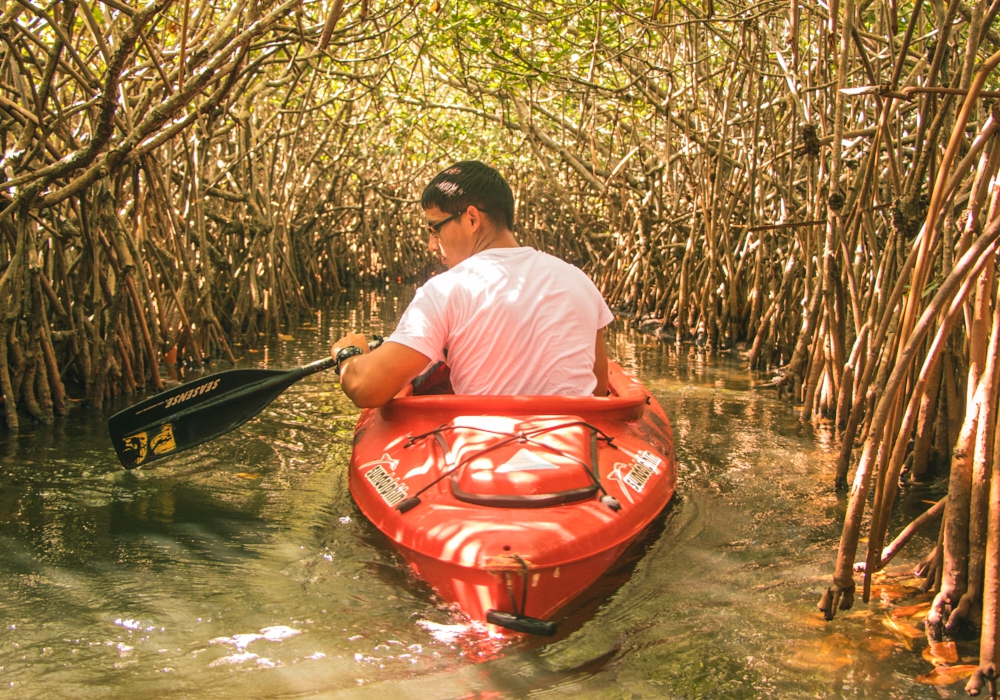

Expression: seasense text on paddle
xmin=164 ymin=379 xmax=222 ymax=408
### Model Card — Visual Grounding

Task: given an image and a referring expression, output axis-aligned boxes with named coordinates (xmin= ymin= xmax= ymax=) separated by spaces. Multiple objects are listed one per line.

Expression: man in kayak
xmin=331 ymin=160 xmax=614 ymax=407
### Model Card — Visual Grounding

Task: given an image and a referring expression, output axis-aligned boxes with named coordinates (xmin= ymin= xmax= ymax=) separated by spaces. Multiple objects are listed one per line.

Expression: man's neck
xmin=471 ymin=228 xmax=520 ymax=256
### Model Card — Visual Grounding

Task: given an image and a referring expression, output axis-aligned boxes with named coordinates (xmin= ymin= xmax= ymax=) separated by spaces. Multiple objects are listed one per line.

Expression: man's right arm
xmin=334 ymin=337 xmax=431 ymax=408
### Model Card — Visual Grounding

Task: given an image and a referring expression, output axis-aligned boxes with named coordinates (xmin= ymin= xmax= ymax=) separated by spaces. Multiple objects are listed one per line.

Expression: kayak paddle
xmin=108 ymin=338 xmax=381 ymax=469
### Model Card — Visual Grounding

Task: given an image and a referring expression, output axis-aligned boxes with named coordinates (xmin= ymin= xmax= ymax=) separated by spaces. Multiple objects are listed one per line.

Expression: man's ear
xmin=467 ymin=205 xmax=484 ymax=230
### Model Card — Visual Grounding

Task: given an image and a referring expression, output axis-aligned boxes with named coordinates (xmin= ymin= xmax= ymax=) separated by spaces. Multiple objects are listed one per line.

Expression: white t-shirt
xmin=388 ymin=247 xmax=614 ymax=395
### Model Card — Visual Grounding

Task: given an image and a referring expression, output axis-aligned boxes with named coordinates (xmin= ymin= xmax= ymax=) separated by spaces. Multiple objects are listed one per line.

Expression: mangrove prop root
xmin=854 ymin=497 xmax=947 ymax=574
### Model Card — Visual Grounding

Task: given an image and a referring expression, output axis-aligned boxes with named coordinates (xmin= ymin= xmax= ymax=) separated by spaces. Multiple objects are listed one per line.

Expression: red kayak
xmin=348 ymin=361 xmax=676 ymax=636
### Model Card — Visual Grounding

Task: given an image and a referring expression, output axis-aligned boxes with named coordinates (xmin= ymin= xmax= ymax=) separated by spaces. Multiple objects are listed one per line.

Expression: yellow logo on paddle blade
xmin=150 ymin=423 xmax=176 ymax=456
xmin=122 ymin=423 xmax=176 ymax=466
xmin=122 ymin=432 xmax=148 ymax=465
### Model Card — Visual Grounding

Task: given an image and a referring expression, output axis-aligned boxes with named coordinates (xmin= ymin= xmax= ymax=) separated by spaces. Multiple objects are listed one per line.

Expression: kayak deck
xmin=348 ymin=362 xmax=676 ymax=634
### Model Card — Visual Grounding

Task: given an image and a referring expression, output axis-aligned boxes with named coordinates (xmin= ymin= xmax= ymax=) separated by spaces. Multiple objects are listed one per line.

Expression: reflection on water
xmin=0 ymin=289 xmax=948 ymax=698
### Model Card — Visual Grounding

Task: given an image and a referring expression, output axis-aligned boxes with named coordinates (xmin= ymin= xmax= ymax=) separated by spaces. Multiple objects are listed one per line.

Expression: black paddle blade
xmin=108 ymin=367 xmax=300 ymax=469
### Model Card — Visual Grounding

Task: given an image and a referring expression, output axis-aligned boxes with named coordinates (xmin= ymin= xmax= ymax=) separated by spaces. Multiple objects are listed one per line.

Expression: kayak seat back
xmin=384 ymin=363 xmax=648 ymax=422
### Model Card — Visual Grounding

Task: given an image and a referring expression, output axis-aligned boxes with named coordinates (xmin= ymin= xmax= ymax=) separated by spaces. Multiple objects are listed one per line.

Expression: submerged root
xmin=946 ymin=591 xmax=981 ymax=639
xmin=818 ymin=580 xmax=855 ymax=621
xmin=926 ymin=591 xmax=954 ymax=642
xmin=965 ymin=664 xmax=996 ymax=697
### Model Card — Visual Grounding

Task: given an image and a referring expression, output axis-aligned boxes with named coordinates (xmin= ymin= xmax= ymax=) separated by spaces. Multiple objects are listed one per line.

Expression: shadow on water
xmin=0 ymin=288 xmax=956 ymax=699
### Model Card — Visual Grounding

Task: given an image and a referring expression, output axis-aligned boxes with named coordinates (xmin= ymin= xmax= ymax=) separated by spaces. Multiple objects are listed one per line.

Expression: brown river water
xmin=0 ymin=288 xmax=961 ymax=698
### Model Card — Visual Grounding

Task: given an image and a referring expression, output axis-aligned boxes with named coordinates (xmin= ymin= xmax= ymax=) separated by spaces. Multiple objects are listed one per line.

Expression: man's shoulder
xmin=483 ymin=247 xmax=584 ymax=273
xmin=526 ymin=249 xmax=596 ymax=283
xmin=417 ymin=267 xmax=462 ymax=290
xmin=413 ymin=263 xmax=492 ymax=301
xmin=425 ymin=248 xmax=594 ymax=289
xmin=409 ymin=271 xmax=461 ymax=311
xmin=533 ymin=249 xmax=584 ymax=270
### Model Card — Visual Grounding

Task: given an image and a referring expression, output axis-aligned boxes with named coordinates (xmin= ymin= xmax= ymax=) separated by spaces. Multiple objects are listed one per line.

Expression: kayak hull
xmin=396 ymin=536 xmax=631 ymax=622
xmin=348 ymin=362 xmax=676 ymax=630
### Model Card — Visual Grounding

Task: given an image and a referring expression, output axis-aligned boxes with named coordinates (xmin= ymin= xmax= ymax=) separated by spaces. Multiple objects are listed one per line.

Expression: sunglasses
xmin=426 ymin=212 xmax=460 ymax=237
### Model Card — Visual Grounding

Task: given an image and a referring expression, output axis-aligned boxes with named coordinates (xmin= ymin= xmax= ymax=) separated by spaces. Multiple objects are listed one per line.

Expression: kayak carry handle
xmin=486 ymin=611 xmax=557 ymax=637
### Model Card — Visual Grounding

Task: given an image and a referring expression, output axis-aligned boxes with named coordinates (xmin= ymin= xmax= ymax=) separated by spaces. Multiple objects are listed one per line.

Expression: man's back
xmin=389 ymin=247 xmax=613 ymax=395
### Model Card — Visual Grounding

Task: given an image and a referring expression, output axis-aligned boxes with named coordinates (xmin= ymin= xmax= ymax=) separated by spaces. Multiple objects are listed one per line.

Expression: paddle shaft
xmin=129 ymin=356 xmax=335 ymax=435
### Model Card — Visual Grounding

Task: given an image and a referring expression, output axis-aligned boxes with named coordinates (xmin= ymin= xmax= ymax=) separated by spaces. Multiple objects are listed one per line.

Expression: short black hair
xmin=420 ymin=160 xmax=515 ymax=230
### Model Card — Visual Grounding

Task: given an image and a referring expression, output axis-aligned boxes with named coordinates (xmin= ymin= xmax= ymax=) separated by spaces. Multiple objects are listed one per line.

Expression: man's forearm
xmin=340 ymin=355 xmax=398 ymax=407
xmin=333 ymin=339 xmax=433 ymax=408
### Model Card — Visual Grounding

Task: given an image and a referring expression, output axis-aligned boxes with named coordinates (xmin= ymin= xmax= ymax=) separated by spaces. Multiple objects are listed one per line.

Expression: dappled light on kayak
xmin=349 ymin=375 xmax=675 ymax=625
xmin=0 ymin=291 xmax=961 ymax=697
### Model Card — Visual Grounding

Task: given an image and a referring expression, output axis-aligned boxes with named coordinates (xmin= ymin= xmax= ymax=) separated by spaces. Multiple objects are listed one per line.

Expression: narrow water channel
xmin=0 ymin=289 xmax=956 ymax=698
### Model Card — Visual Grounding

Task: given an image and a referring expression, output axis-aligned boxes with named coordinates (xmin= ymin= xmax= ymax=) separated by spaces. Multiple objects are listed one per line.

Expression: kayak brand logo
xmin=624 ymin=450 xmax=662 ymax=492
xmin=164 ymin=378 xmax=222 ymax=409
xmin=361 ymin=454 xmax=408 ymax=507
xmin=365 ymin=466 xmax=409 ymax=507
xmin=609 ymin=449 xmax=662 ymax=503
